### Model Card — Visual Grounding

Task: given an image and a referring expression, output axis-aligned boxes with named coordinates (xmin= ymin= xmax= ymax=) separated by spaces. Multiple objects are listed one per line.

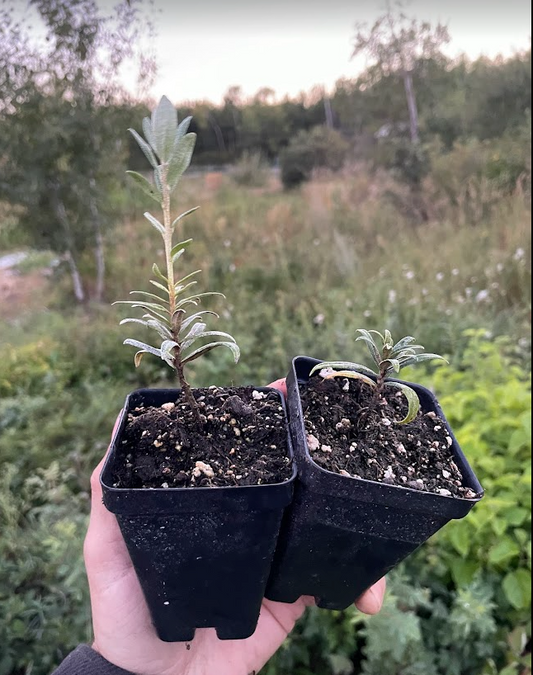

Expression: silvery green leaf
xmin=128 ymin=290 xmax=168 ymax=306
xmin=128 ymin=128 xmax=158 ymax=168
xmin=182 ymin=330 xmax=236 ymax=351
xmin=380 ymin=358 xmax=401 ymax=374
xmin=144 ymin=212 xmax=165 ymax=235
xmin=391 ymin=336 xmax=417 ymax=354
xmin=116 ymin=303 xmax=168 ymax=323
xmin=182 ymin=321 xmax=207 ymax=341
xmin=149 ymin=280 xmax=170 ymax=295
xmin=175 ymin=270 xmax=201 ymax=289
xmin=175 ymin=291 xmax=224 ymax=310
xmin=309 ymin=361 xmax=378 ymax=378
xmin=384 ymin=329 xmax=393 ymax=349
xmin=151 ymin=95 xmax=177 ymax=162
xmin=120 ymin=317 xmax=172 ymax=340
xmin=154 ymin=166 xmax=163 ymax=193
xmin=167 ymin=133 xmax=197 ymax=190
xmin=384 ymin=382 xmax=420 ymax=424
xmin=142 ymin=313 xmax=173 ymax=338
xmin=399 ymin=353 xmax=448 ymax=369
xmin=125 ymin=171 xmax=160 ymax=202
xmin=178 ymin=311 xmax=219 ymax=335
xmin=170 ymin=238 xmax=193 ymax=258
xmin=160 ymin=339 xmax=180 ymax=367
xmin=182 ymin=340 xmax=240 ymax=365
xmin=142 ymin=117 xmax=156 ymax=150
xmin=355 ymin=330 xmax=381 ymax=367
xmin=123 ymin=338 xmax=162 ymax=356
xmin=176 ymin=116 xmax=192 ymax=142
xmin=322 ymin=370 xmax=377 ymax=389
xmin=152 ymin=263 xmax=167 ymax=282
xmin=171 ymin=207 xmax=200 ymax=230
xmin=117 ymin=298 xmax=169 ymax=314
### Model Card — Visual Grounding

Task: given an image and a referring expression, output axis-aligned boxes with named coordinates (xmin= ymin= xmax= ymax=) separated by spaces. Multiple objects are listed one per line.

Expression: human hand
xmin=84 ymin=378 xmax=386 ymax=675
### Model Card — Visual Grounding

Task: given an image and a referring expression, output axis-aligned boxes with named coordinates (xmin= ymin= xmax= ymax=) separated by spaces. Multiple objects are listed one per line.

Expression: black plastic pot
xmin=101 ymin=387 xmax=295 ymax=642
xmin=266 ymin=356 xmax=484 ymax=608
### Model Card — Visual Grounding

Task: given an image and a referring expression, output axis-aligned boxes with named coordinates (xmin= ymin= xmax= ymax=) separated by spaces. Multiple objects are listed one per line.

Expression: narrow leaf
xmin=149 ymin=280 xmax=170 ymax=295
xmin=170 ymin=238 xmax=193 ymax=259
xmin=178 ymin=311 xmax=219 ymax=335
xmin=171 ymin=207 xmax=200 ymax=229
xmin=152 ymin=263 xmax=167 ymax=282
xmin=144 ymin=212 xmax=165 ymax=236
xmin=182 ymin=330 xmax=237 ymax=351
xmin=123 ymin=339 xmax=161 ymax=357
xmin=310 ymin=361 xmax=378 ymax=379
xmin=151 ymin=95 xmax=177 ymax=162
xmin=355 ymin=329 xmax=381 ymax=367
xmin=128 ymin=128 xmax=158 ymax=168
xmin=121 ymin=317 xmax=172 ymax=340
xmin=182 ymin=340 xmax=240 ymax=365
xmin=125 ymin=171 xmax=160 ymax=202
xmin=322 ymin=370 xmax=377 ymax=389
xmin=160 ymin=339 xmax=180 ymax=367
xmin=175 ymin=291 xmax=224 ymax=309
xmin=175 ymin=270 xmax=202 ymax=288
xmin=391 ymin=336 xmax=417 ymax=354
xmin=399 ymin=353 xmax=448 ymax=369
xmin=128 ymin=291 xmax=168 ymax=306
xmin=384 ymin=382 xmax=420 ymax=424
xmin=116 ymin=298 xmax=169 ymax=313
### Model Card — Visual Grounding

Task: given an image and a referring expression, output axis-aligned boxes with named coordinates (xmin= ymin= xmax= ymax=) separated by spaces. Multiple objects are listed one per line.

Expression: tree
xmin=351 ymin=2 xmax=450 ymax=144
xmin=0 ymin=0 xmax=155 ymax=302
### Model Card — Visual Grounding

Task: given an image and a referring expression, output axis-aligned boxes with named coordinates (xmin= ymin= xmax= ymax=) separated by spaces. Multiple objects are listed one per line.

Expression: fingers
xmin=354 ymin=577 xmax=386 ymax=615
xmin=267 ymin=378 xmax=287 ymax=398
xmin=84 ymin=412 xmax=132 ymax=581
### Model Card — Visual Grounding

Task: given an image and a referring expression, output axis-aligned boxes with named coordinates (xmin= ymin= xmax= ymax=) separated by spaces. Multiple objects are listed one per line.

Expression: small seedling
xmin=310 ymin=329 xmax=447 ymax=424
xmin=116 ymin=96 xmax=239 ymax=422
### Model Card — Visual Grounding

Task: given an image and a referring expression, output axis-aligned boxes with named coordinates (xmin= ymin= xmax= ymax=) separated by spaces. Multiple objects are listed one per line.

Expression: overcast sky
xmin=17 ymin=0 xmax=533 ymax=105
xmin=139 ymin=0 xmax=531 ymax=105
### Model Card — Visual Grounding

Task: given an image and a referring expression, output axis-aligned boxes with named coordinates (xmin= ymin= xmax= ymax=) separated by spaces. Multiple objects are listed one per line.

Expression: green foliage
xmin=419 ymin=332 xmax=531 ymax=618
xmin=280 ymin=126 xmax=349 ymax=188
xmin=231 ymin=150 xmax=269 ymax=187
xmin=0 ymin=463 xmax=90 ymax=675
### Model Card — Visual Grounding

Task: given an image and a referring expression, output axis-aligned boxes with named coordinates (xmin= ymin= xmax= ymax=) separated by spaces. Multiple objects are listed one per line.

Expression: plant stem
xmin=161 ymin=164 xmax=202 ymax=424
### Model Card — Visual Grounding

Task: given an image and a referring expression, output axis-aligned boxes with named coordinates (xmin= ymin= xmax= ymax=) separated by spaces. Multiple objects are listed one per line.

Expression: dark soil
xmin=301 ymin=375 xmax=478 ymax=499
xmin=113 ymin=386 xmax=292 ymax=489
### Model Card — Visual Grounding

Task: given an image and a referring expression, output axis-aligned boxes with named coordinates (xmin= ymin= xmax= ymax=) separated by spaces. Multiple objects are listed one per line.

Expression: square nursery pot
xmin=101 ymin=387 xmax=295 ymax=642
xmin=265 ymin=356 xmax=484 ymax=609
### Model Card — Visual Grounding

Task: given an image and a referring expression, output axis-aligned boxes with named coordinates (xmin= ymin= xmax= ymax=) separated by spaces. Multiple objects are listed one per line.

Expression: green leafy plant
xmin=310 ymin=329 xmax=446 ymax=424
xmin=117 ymin=96 xmax=240 ymax=421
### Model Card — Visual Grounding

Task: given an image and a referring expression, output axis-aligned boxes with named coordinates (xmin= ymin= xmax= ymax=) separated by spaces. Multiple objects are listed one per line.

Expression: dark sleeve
xmin=51 ymin=645 xmax=138 ymax=675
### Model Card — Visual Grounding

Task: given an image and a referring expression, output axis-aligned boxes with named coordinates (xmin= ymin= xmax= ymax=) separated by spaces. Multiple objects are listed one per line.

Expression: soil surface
xmin=301 ymin=375 xmax=478 ymax=499
xmin=113 ymin=386 xmax=292 ymax=489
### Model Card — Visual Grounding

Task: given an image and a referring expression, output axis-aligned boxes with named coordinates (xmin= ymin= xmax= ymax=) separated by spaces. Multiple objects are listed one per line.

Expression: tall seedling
xmin=117 ymin=96 xmax=240 ymax=422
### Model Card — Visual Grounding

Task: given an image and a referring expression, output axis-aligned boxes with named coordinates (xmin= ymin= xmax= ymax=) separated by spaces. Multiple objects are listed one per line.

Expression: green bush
xmin=280 ymin=126 xmax=349 ymax=188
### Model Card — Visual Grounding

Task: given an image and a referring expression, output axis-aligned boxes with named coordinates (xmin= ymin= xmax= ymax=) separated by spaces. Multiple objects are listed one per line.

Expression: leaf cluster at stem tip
xmin=310 ymin=328 xmax=447 ymax=424
xmin=115 ymin=96 xmax=240 ymax=399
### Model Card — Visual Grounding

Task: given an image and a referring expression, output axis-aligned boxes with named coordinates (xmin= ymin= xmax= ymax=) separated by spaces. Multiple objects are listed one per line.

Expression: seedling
xmin=310 ymin=329 xmax=446 ymax=424
xmin=116 ymin=96 xmax=239 ymax=422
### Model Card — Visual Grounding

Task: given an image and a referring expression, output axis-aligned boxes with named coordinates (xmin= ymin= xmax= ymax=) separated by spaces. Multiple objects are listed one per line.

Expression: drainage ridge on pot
xmin=101 ymin=386 xmax=296 ymax=642
xmin=265 ymin=356 xmax=484 ymax=609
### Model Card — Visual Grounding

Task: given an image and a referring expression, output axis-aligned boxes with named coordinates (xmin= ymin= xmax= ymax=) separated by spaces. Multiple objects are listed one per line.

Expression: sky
xmin=13 ymin=0 xmax=532 ymax=105
xmin=140 ymin=0 xmax=531 ymax=105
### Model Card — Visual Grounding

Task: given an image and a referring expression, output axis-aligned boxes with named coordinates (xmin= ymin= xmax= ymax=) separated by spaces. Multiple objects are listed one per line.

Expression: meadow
xmin=0 ymin=161 xmax=531 ymax=674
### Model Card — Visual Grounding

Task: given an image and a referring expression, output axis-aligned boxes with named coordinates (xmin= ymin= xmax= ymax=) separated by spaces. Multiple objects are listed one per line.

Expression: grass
xmin=0 ymin=166 xmax=530 ymax=675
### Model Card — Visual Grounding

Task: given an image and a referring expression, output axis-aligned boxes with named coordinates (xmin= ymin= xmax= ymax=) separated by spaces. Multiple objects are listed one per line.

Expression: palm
xmin=85 ymin=388 xmax=384 ymax=675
